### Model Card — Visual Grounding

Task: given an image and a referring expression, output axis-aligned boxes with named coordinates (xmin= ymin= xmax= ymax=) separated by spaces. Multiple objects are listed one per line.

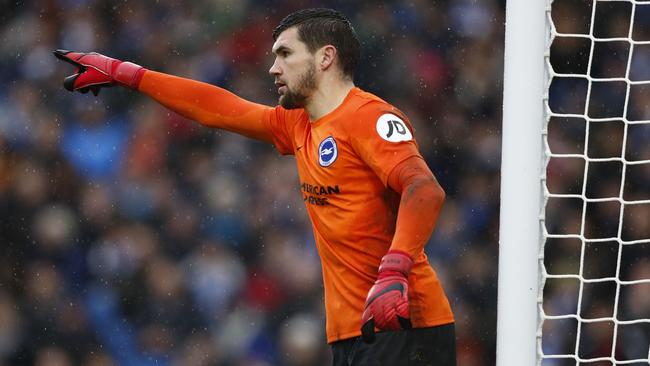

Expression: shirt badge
xmin=318 ymin=136 xmax=338 ymax=167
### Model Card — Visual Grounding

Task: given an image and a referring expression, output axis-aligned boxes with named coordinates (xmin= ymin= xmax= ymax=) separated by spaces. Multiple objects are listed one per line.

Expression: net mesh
xmin=541 ymin=0 xmax=650 ymax=364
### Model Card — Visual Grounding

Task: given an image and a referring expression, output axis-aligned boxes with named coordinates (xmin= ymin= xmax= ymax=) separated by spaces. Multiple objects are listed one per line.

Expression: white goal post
xmin=498 ymin=0 xmax=650 ymax=365
xmin=497 ymin=0 xmax=547 ymax=364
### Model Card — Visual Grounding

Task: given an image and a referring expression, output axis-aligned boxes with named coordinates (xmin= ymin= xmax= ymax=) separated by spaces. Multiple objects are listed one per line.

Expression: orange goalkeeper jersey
xmin=138 ymin=72 xmax=453 ymax=343
xmin=263 ymin=87 xmax=454 ymax=342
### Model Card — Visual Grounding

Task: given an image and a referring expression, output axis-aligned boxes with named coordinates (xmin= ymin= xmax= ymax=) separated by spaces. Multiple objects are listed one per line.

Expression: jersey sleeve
xmin=139 ymin=70 xmax=296 ymax=155
xmin=347 ymin=101 xmax=423 ymax=186
xmin=264 ymin=106 xmax=298 ymax=156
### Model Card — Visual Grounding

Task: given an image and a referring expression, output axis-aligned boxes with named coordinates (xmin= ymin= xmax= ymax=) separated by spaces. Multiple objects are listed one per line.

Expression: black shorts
xmin=331 ymin=323 xmax=456 ymax=366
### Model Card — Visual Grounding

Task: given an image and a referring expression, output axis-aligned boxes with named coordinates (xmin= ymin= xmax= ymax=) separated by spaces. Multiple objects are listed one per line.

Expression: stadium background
xmin=1 ymin=1 xmax=647 ymax=365
xmin=0 ymin=0 xmax=504 ymax=365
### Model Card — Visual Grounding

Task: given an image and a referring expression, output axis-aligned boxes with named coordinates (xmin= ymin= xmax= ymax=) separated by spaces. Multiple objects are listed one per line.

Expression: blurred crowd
xmin=0 ymin=1 xmax=505 ymax=365
xmin=0 ymin=1 xmax=646 ymax=366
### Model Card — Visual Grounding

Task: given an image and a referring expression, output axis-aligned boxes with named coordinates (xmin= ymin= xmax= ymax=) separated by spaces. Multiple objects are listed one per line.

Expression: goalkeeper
xmin=54 ymin=8 xmax=455 ymax=365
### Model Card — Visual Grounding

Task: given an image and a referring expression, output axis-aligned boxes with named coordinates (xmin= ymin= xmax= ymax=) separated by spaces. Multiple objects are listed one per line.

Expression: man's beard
xmin=279 ymin=63 xmax=316 ymax=109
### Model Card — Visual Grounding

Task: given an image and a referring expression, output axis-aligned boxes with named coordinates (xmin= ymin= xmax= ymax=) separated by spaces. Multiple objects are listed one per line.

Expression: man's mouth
xmin=275 ymin=82 xmax=287 ymax=95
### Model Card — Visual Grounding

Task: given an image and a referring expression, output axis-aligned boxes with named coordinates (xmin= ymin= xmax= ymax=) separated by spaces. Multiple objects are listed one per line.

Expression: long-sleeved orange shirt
xmin=139 ymin=71 xmax=454 ymax=343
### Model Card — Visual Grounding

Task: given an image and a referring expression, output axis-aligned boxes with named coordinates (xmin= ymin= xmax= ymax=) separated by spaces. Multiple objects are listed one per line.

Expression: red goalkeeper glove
xmin=361 ymin=250 xmax=413 ymax=343
xmin=53 ymin=49 xmax=146 ymax=96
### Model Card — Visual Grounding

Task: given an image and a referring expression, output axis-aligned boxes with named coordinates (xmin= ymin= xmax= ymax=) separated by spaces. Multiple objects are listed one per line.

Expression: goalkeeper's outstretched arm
xmin=138 ymin=71 xmax=275 ymax=142
xmin=53 ymin=50 xmax=275 ymax=143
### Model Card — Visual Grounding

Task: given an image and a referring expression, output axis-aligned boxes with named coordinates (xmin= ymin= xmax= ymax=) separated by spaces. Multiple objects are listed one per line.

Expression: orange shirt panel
xmin=267 ymin=88 xmax=454 ymax=343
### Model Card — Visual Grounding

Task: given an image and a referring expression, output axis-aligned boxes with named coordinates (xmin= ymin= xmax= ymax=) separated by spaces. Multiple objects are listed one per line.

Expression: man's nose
xmin=269 ymin=59 xmax=281 ymax=76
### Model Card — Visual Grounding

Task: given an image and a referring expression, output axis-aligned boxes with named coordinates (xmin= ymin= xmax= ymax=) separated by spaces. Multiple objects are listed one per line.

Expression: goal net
xmin=541 ymin=0 xmax=650 ymax=365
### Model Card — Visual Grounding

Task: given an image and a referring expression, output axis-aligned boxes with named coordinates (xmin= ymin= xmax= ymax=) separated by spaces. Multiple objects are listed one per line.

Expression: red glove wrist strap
xmin=113 ymin=61 xmax=146 ymax=89
xmin=378 ymin=250 xmax=413 ymax=277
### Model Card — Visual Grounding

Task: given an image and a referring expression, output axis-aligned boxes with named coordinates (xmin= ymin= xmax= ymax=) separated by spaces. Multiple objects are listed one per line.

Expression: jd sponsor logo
xmin=376 ymin=113 xmax=412 ymax=142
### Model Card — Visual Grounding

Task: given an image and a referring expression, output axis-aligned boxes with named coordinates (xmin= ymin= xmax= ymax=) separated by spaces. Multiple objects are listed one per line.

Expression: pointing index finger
xmin=53 ymin=49 xmax=83 ymax=69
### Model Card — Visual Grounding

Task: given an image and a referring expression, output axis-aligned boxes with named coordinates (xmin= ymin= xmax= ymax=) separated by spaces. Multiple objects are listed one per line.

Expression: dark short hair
xmin=273 ymin=8 xmax=361 ymax=80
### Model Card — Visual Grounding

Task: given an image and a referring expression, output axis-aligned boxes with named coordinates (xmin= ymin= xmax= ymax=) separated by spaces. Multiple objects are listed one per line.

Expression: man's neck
xmin=304 ymin=78 xmax=355 ymax=121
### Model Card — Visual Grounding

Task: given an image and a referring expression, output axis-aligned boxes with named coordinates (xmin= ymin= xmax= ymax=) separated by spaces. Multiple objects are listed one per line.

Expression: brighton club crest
xmin=318 ymin=136 xmax=338 ymax=167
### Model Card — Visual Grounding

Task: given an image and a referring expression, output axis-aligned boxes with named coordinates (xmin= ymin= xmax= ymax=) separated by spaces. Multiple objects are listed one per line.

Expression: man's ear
xmin=318 ymin=45 xmax=337 ymax=71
